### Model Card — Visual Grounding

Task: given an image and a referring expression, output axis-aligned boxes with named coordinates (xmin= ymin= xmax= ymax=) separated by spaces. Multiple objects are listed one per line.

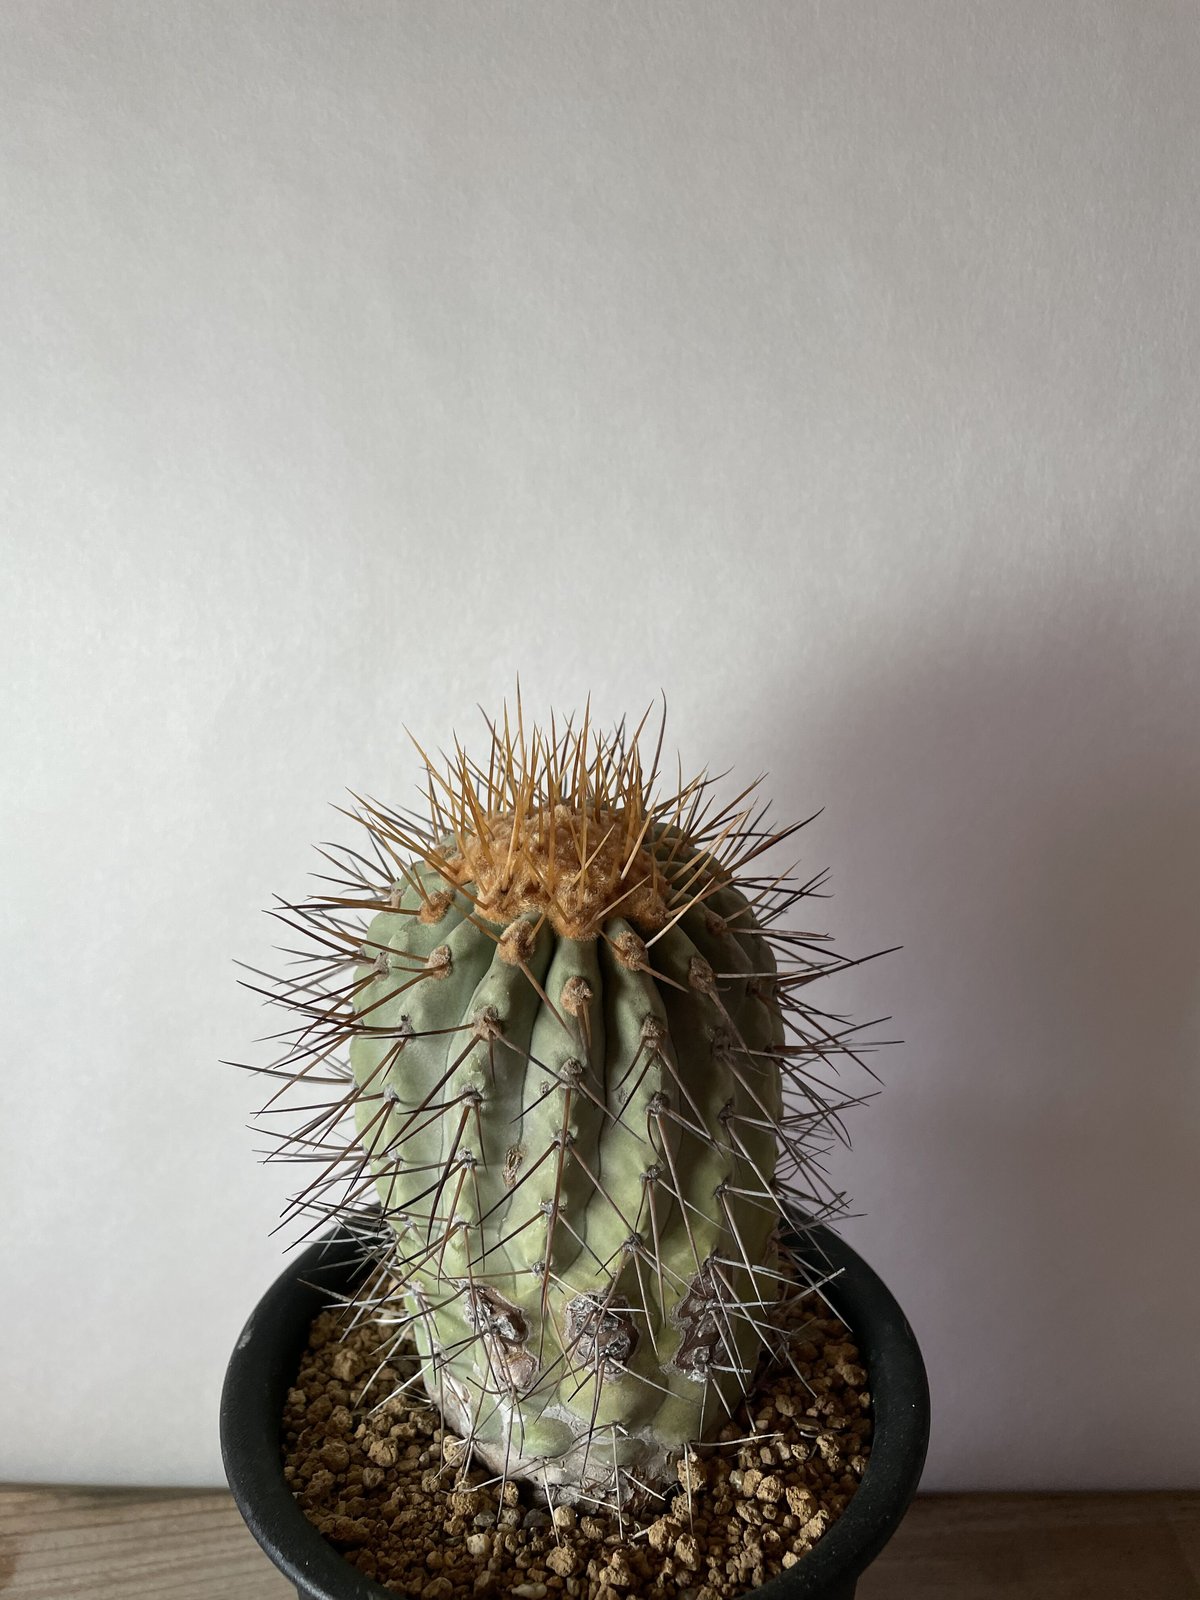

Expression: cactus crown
xmin=241 ymin=695 xmax=877 ymax=1511
xmin=363 ymin=698 xmax=758 ymax=941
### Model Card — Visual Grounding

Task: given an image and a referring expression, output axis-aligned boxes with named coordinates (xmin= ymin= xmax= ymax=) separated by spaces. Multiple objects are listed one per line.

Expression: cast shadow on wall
xmin=760 ymin=578 xmax=1199 ymax=1488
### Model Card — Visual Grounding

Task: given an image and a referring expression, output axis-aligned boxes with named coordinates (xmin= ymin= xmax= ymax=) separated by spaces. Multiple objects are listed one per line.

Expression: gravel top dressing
xmin=282 ymin=1283 xmax=872 ymax=1600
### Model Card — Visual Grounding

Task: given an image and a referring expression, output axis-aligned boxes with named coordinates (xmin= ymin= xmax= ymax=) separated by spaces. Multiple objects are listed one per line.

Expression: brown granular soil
xmin=282 ymin=1294 xmax=872 ymax=1599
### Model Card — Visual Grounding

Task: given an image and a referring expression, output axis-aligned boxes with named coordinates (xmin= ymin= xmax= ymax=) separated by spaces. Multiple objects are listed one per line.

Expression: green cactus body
xmin=346 ymin=852 xmax=786 ymax=1500
xmin=251 ymin=703 xmax=865 ymax=1508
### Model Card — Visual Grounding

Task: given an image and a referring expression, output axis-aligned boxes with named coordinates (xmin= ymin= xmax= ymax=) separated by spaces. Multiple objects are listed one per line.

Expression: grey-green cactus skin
xmin=347 ymin=857 xmax=787 ymax=1502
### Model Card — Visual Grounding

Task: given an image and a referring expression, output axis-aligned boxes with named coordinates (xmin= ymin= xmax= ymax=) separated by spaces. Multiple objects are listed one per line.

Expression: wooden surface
xmin=0 ymin=1487 xmax=1197 ymax=1598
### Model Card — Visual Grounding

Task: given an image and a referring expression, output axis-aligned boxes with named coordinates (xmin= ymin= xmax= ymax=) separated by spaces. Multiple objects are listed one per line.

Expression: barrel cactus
xmin=245 ymin=697 xmax=870 ymax=1510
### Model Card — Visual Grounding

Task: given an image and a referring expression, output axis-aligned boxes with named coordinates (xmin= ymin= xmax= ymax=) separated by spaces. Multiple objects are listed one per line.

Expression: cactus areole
xmin=248 ymin=698 xmax=874 ymax=1511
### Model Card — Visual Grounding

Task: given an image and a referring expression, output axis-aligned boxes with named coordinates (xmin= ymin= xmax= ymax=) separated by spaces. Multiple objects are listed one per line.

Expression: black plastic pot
xmin=221 ymin=1223 xmax=929 ymax=1600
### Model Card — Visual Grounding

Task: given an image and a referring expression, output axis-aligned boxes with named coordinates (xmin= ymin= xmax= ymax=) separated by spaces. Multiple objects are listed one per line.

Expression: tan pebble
xmin=422 ymin=1580 xmax=454 ymax=1600
xmin=801 ymin=1508 xmax=832 ymax=1541
xmin=646 ymin=1519 xmax=671 ymax=1553
xmin=756 ymin=1474 xmax=782 ymax=1503
xmin=782 ymin=1551 xmax=800 ymax=1569
xmin=775 ymin=1394 xmax=795 ymax=1417
xmin=673 ymin=1534 xmax=701 ymax=1571
xmin=473 ymin=1573 xmax=495 ymax=1595
xmin=546 ymin=1546 xmax=579 ymax=1577
xmin=580 ymin=1517 xmax=606 ymax=1539
xmin=511 ymin=1586 xmax=547 ymax=1600
xmin=367 ymin=1438 xmax=398 ymax=1468
xmin=551 ymin=1505 xmax=576 ymax=1531
xmin=502 ymin=1481 xmax=520 ymax=1506
xmin=466 ymin=1532 xmax=492 ymax=1559
xmin=741 ymin=1468 xmax=762 ymax=1497
xmin=319 ymin=1440 xmax=350 ymax=1472
xmin=328 ymin=1515 xmax=370 ymax=1546
xmin=361 ymin=1465 xmax=384 ymax=1490
xmin=786 ymin=1485 xmax=815 ymax=1519
xmin=595 ymin=1588 xmax=620 ymax=1600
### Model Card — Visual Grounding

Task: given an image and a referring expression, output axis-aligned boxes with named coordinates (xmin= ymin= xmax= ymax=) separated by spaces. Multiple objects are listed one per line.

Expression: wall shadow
xmin=738 ymin=573 xmax=1200 ymax=1489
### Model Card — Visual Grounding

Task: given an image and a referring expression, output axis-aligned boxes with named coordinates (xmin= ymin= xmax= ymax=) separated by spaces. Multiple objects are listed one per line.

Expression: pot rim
xmin=221 ymin=1218 xmax=929 ymax=1600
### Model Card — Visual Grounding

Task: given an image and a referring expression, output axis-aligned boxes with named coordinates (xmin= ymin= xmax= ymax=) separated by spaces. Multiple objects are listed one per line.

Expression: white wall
xmin=2 ymin=2 xmax=1198 ymax=1492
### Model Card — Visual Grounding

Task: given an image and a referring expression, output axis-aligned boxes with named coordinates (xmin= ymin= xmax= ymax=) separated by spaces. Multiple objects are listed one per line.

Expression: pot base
xmin=280 ymin=1279 xmax=873 ymax=1597
xmin=222 ymin=1221 xmax=928 ymax=1600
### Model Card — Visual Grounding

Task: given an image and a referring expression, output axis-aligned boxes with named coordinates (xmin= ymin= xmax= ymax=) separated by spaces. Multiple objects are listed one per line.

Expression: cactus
xmin=242 ymin=697 xmax=874 ymax=1510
